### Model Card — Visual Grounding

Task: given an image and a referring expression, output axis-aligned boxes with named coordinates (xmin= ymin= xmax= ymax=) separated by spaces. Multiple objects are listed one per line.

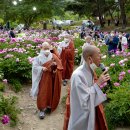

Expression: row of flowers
xmin=0 ymin=30 xmax=65 ymax=127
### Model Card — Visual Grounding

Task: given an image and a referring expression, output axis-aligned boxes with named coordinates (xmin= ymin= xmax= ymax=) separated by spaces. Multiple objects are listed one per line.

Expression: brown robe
xmin=60 ymin=40 xmax=75 ymax=80
xmin=63 ymin=72 xmax=108 ymax=130
xmin=51 ymin=48 xmax=61 ymax=59
xmin=37 ymin=54 xmax=63 ymax=112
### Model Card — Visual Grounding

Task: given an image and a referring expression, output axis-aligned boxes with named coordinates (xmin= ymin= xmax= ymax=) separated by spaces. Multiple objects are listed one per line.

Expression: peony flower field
xmin=0 ymin=30 xmax=130 ymax=129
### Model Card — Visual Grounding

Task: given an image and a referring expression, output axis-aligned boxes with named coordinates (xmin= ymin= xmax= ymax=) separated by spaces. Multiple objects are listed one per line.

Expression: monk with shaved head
xmin=31 ymin=42 xmax=63 ymax=119
xmin=64 ymin=45 xmax=109 ymax=130
xmin=80 ymin=36 xmax=95 ymax=65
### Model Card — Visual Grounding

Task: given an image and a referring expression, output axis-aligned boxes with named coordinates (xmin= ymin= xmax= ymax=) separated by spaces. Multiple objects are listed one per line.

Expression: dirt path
xmin=0 ymin=85 xmax=67 ymax=130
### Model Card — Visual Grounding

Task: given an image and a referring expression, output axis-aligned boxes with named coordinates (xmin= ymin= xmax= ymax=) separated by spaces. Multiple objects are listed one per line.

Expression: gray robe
xmin=68 ymin=62 xmax=106 ymax=130
xmin=31 ymin=51 xmax=53 ymax=97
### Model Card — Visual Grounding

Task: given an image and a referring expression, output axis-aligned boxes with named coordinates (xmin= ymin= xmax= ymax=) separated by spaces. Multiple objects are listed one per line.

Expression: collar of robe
xmin=38 ymin=51 xmax=53 ymax=64
xmin=59 ymin=41 xmax=69 ymax=48
xmin=83 ymin=62 xmax=95 ymax=77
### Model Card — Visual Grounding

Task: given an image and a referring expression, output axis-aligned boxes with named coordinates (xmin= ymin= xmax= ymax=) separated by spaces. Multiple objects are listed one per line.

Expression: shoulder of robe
xmin=52 ymin=54 xmax=63 ymax=70
xmin=33 ymin=56 xmax=40 ymax=61
xmin=52 ymin=53 xmax=58 ymax=60
xmin=32 ymin=56 xmax=37 ymax=62
xmin=71 ymin=69 xmax=82 ymax=80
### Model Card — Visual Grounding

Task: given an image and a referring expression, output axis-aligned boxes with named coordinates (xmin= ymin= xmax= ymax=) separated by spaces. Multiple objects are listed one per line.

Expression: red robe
xmin=60 ymin=40 xmax=75 ymax=80
xmin=37 ymin=54 xmax=63 ymax=112
xmin=63 ymin=72 xmax=108 ymax=130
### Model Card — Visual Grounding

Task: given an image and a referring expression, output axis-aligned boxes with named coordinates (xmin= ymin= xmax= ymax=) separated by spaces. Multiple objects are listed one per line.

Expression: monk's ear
xmin=88 ymin=56 xmax=93 ymax=64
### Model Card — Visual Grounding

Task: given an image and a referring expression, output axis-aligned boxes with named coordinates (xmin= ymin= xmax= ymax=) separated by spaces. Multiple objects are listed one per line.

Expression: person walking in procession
xmin=64 ymin=45 xmax=109 ymax=130
xmin=31 ymin=42 xmax=63 ymax=119
xmin=58 ymin=35 xmax=75 ymax=86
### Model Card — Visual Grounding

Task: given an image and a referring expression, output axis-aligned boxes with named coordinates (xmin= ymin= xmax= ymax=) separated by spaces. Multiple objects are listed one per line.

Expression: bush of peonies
xmin=0 ymin=30 xmax=61 ymax=92
xmin=0 ymin=94 xmax=20 ymax=127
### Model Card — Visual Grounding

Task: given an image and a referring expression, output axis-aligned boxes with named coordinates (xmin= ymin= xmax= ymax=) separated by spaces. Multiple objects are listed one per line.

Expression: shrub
xmin=9 ymin=79 xmax=22 ymax=93
xmin=105 ymin=85 xmax=130 ymax=130
xmin=74 ymin=38 xmax=84 ymax=65
xmin=0 ymin=82 xmax=6 ymax=92
xmin=0 ymin=93 xmax=20 ymax=126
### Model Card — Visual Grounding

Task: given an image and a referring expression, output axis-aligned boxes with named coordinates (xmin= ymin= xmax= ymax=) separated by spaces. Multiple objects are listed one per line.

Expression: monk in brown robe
xmin=58 ymin=35 xmax=75 ymax=86
xmin=31 ymin=42 xmax=63 ymax=119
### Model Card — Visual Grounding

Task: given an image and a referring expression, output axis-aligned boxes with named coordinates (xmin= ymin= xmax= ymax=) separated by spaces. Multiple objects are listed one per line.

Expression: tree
xmin=118 ymin=0 xmax=127 ymax=28
xmin=65 ymin=0 xmax=108 ymax=27
xmin=0 ymin=0 xmax=65 ymax=29
xmin=65 ymin=0 xmax=129 ymax=28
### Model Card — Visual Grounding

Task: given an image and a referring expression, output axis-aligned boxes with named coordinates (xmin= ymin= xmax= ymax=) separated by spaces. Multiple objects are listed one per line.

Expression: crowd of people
xmin=80 ymin=29 xmax=130 ymax=53
xmin=0 ymin=23 xmax=130 ymax=130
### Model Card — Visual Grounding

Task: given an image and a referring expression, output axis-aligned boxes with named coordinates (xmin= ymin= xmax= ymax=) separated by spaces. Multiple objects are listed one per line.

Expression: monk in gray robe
xmin=68 ymin=45 xmax=109 ymax=130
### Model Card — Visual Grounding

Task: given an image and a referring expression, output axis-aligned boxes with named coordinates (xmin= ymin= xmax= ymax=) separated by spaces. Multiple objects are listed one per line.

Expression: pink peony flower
xmin=28 ymin=57 xmax=34 ymax=64
xmin=123 ymin=52 xmax=127 ymax=56
xmin=116 ymin=51 xmax=120 ymax=56
xmin=3 ymin=79 xmax=8 ymax=84
xmin=104 ymin=93 xmax=107 ymax=97
xmin=1 ymin=115 xmax=10 ymax=125
xmin=119 ymin=60 xmax=124 ymax=65
xmin=100 ymin=82 xmax=107 ymax=89
xmin=4 ymin=54 xmax=14 ymax=59
xmin=114 ymin=82 xmax=120 ymax=86
xmin=110 ymin=63 xmax=115 ymax=67
xmin=119 ymin=71 xmax=126 ymax=76
xmin=119 ymin=76 xmax=124 ymax=81
xmin=127 ymin=52 xmax=130 ymax=56
xmin=120 ymin=63 xmax=125 ymax=66
xmin=128 ymin=70 xmax=130 ymax=74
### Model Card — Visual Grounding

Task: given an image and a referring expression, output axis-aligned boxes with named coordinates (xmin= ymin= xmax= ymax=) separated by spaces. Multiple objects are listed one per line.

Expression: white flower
xmin=102 ymin=55 xmax=107 ymax=59
xmin=119 ymin=60 xmax=124 ymax=65
xmin=111 ymin=54 xmax=115 ymax=57
xmin=124 ymin=58 xmax=128 ymax=62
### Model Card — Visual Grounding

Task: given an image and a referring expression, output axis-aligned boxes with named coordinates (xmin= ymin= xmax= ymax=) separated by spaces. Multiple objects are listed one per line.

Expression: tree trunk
xmin=43 ymin=21 xmax=47 ymax=30
xmin=96 ymin=0 xmax=104 ymax=27
xmin=24 ymin=22 xmax=30 ymax=30
xmin=119 ymin=0 xmax=127 ymax=28
xmin=108 ymin=9 xmax=114 ymax=21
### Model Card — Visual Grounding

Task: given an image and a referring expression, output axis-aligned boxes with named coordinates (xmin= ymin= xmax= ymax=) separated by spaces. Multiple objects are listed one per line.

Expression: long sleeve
xmin=71 ymin=74 xmax=106 ymax=110
xmin=31 ymin=57 xmax=43 ymax=97
xmin=68 ymin=64 xmax=107 ymax=130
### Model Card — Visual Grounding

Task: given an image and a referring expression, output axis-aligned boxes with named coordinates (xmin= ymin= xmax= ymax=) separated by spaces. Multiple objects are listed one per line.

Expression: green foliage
xmin=0 ymin=93 xmax=20 ymax=126
xmin=61 ymin=94 xmax=67 ymax=108
xmin=0 ymin=40 xmax=34 ymax=92
xmin=9 ymin=79 xmax=22 ymax=93
xmin=0 ymin=0 xmax=65 ymax=27
xmin=0 ymin=82 xmax=5 ymax=92
xmin=105 ymin=86 xmax=130 ymax=129
xmin=74 ymin=38 xmax=84 ymax=65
